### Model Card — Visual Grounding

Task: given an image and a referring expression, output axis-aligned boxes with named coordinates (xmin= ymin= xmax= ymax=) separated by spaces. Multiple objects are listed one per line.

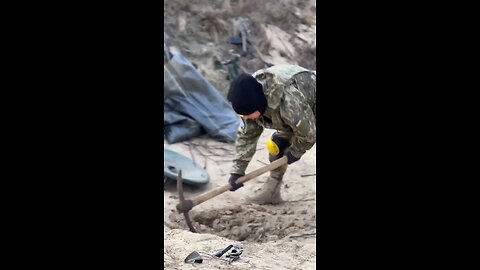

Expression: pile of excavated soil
xmin=167 ymin=203 xmax=316 ymax=242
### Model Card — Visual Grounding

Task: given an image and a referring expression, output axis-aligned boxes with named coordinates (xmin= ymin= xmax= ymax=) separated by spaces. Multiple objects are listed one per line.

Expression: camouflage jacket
xmin=231 ymin=65 xmax=316 ymax=175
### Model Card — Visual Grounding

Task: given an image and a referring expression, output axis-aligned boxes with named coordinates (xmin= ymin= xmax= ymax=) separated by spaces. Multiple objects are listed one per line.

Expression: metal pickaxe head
xmin=175 ymin=170 xmax=197 ymax=232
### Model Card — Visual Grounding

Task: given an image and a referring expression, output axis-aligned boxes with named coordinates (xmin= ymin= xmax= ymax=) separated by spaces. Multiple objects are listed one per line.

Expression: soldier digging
xmin=227 ymin=65 xmax=316 ymax=205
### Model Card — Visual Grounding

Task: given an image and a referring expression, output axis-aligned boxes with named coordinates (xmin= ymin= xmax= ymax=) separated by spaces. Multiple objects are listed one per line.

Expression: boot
xmin=246 ymin=177 xmax=284 ymax=205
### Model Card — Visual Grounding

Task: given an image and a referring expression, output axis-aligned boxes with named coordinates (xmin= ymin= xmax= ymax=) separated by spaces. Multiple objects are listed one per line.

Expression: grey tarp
xmin=164 ymin=53 xmax=240 ymax=143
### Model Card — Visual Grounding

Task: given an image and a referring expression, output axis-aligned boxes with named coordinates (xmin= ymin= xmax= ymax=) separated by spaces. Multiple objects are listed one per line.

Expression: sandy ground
xmin=164 ymin=130 xmax=316 ymax=269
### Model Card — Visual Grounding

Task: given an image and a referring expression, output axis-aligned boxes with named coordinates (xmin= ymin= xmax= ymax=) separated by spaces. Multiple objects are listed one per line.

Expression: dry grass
xmin=222 ymin=0 xmax=233 ymax=15
xmin=295 ymin=45 xmax=316 ymax=70
xmin=165 ymin=0 xmax=315 ymax=71
xmin=199 ymin=7 xmax=233 ymax=44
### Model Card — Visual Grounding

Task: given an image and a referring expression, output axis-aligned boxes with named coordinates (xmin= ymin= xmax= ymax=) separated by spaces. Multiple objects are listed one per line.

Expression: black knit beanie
xmin=227 ymin=73 xmax=267 ymax=115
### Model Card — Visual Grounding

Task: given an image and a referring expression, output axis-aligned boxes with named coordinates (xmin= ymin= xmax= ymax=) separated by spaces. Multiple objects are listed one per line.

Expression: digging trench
xmin=167 ymin=203 xmax=316 ymax=243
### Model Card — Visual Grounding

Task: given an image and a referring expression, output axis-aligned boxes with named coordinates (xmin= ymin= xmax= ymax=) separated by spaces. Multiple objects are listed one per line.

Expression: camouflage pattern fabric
xmin=231 ymin=65 xmax=316 ymax=180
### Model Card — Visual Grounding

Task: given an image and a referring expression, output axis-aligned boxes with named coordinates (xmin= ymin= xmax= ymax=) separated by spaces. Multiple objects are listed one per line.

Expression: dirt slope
xmin=164 ymin=0 xmax=316 ymax=96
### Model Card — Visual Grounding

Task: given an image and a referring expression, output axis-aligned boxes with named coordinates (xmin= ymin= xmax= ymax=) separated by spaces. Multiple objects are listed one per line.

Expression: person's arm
xmin=231 ymin=119 xmax=264 ymax=175
xmin=279 ymin=89 xmax=316 ymax=160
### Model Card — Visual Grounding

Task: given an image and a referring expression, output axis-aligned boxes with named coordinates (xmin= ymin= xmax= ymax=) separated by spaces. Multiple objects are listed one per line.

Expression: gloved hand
xmin=284 ymin=150 xmax=300 ymax=164
xmin=229 ymin=174 xmax=244 ymax=191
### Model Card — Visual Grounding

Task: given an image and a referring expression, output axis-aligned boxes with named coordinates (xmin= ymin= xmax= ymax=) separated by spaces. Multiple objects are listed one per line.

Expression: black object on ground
xmin=212 ymin=244 xmax=244 ymax=264
xmin=184 ymin=251 xmax=203 ymax=264
xmin=213 ymin=244 xmax=233 ymax=258
xmin=225 ymin=245 xmax=244 ymax=263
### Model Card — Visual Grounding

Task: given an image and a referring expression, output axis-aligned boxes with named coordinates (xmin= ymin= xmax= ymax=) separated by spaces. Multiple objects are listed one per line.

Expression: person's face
xmin=242 ymin=111 xmax=261 ymax=120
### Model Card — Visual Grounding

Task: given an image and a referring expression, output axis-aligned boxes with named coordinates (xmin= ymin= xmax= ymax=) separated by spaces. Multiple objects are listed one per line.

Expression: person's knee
xmin=267 ymin=132 xmax=291 ymax=162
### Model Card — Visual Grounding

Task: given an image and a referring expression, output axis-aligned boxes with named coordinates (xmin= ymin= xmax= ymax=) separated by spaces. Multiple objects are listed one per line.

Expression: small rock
xmin=212 ymin=219 xmax=220 ymax=226
xmin=252 ymin=205 xmax=267 ymax=212
xmin=221 ymin=215 xmax=234 ymax=221
xmin=267 ymin=235 xmax=278 ymax=241
xmin=213 ymin=223 xmax=224 ymax=231
xmin=231 ymin=205 xmax=243 ymax=213
xmin=301 ymin=210 xmax=308 ymax=214
xmin=284 ymin=184 xmax=289 ymax=188
xmin=231 ymin=226 xmax=241 ymax=236
xmin=253 ymin=227 xmax=265 ymax=241
xmin=230 ymin=219 xmax=243 ymax=227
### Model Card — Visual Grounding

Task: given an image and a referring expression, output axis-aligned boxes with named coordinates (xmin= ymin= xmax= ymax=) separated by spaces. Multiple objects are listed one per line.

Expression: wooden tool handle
xmin=190 ymin=156 xmax=287 ymax=207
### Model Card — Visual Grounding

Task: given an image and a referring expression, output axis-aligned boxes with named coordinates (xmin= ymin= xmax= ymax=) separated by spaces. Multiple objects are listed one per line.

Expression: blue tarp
xmin=164 ymin=53 xmax=240 ymax=143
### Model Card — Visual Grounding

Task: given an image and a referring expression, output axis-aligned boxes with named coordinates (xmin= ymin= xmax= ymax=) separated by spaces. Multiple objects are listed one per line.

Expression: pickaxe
xmin=176 ymin=156 xmax=288 ymax=232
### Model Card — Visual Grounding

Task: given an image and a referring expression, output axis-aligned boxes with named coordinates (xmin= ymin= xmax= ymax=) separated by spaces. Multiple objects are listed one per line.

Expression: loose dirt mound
xmin=167 ymin=203 xmax=316 ymax=242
